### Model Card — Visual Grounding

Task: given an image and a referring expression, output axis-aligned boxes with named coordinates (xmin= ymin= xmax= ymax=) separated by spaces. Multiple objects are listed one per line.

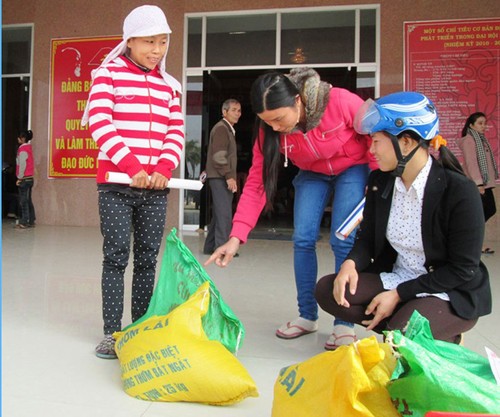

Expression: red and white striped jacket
xmin=87 ymin=56 xmax=184 ymax=183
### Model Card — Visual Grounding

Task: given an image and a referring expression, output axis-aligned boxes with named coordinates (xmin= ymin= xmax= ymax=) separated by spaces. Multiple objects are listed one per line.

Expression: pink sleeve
xmin=230 ymin=131 xmax=267 ymax=243
xmin=156 ymin=91 xmax=185 ymax=179
xmin=461 ymin=136 xmax=483 ymax=184
xmin=337 ymin=88 xmax=363 ymax=126
xmin=337 ymin=89 xmax=378 ymax=171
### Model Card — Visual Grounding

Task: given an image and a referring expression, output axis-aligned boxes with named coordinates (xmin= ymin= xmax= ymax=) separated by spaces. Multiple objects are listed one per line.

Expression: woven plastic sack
xmin=425 ymin=413 xmax=500 ymax=416
xmin=114 ymin=282 xmax=259 ymax=405
xmin=123 ymin=228 xmax=244 ymax=353
xmin=272 ymin=336 xmax=400 ymax=417
xmin=386 ymin=310 xmax=500 ymax=416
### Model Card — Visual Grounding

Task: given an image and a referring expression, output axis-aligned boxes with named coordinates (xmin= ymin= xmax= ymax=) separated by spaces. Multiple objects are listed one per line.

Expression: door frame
xmin=180 ymin=67 xmax=363 ymax=231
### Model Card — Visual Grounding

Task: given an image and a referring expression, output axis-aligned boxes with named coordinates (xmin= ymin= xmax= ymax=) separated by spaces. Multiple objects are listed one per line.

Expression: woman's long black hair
xmin=461 ymin=112 xmax=486 ymax=137
xmin=250 ymin=72 xmax=298 ymax=210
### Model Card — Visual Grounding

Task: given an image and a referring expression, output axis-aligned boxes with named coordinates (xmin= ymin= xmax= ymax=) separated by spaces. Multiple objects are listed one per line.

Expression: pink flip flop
xmin=324 ymin=333 xmax=358 ymax=350
xmin=276 ymin=322 xmax=317 ymax=339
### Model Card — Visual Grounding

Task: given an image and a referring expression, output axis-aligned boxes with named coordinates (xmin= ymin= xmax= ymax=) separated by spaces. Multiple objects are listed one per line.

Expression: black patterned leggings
xmin=98 ymin=189 xmax=167 ymax=335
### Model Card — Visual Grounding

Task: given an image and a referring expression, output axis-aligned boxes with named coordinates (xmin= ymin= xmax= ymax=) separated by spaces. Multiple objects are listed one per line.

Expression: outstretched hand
xmin=204 ymin=237 xmax=241 ymax=268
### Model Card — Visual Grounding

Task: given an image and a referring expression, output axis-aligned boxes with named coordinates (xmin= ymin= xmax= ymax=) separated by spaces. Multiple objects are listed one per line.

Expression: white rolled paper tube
xmin=105 ymin=172 xmax=204 ymax=191
xmin=335 ymin=197 xmax=365 ymax=241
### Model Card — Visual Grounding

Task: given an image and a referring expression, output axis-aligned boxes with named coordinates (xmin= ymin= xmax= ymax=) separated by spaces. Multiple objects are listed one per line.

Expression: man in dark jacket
xmin=203 ymin=99 xmax=241 ymax=255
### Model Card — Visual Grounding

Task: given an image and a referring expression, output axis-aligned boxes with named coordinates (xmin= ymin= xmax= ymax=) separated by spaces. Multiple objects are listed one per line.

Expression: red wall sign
xmin=48 ymin=36 xmax=121 ymax=178
xmin=404 ymin=18 xmax=500 ymax=169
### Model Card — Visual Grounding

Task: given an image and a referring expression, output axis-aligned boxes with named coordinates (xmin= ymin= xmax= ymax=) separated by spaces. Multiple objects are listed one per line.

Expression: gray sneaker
xmin=95 ymin=335 xmax=117 ymax=359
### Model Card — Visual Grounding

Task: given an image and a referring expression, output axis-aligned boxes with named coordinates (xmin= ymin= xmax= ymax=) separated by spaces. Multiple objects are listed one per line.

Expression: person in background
xmin=15 ymin=129 xmax=36 ymax=228
xmin=206 ymin=68 xmax=376 ymax=350
xmin=458 ymin=112 xmax=498 ymax=254
xmin=3 ymin=162 xmax=20 ymax=220
xmin=82 ymin=5 xmax=184 ymax=359
xmin=315 ymin=92 xmax=491 ymax=344
xmin=203 ymin=99 xmax=241 ymax=255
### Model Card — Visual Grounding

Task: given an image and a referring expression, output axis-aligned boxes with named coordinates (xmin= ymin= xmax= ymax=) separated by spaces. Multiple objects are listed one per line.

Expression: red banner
xmin=48 ymin=36 xmax=121 ymax=178
xmin=404 ymin=18 xmax=500 ymax=170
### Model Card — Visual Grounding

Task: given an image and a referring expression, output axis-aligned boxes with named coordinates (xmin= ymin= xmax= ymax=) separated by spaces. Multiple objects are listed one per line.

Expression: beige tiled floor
xmin=2 ymin=221 xmax=499 ymax=416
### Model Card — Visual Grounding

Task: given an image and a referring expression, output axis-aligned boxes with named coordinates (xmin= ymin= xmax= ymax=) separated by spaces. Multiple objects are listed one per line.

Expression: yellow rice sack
xmin=272 ymin=336 xmax=399 ymax=417
xmin=114 ymin=282 xmax=259 ymax=405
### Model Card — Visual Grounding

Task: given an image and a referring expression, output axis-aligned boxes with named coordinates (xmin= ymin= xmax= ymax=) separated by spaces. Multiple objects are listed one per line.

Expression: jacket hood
xmin=287 ymin=67 xmax=330 ymax=131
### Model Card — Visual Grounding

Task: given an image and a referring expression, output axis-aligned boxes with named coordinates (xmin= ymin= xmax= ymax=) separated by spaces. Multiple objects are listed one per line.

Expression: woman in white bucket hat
xmin=83 ymin=5 xmax=185 ymax=359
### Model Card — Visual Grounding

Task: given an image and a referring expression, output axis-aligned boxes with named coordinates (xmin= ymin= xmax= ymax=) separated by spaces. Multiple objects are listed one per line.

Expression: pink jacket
xmin=458 ymin=134 xmax=497 ymax=189
xmin=231 ymin=87 xmax=376 ymax=243
xmin=16 ymin=143 xmax=34 ymax=179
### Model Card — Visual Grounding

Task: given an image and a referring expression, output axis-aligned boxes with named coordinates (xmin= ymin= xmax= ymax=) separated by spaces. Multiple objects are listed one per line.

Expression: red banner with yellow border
xmin=48 ymin=36 xmax=121 ymax=178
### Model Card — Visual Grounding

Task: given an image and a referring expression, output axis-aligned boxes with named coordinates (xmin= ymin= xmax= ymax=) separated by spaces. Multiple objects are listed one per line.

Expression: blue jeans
xmin=98 ymin=187 xmax=168 ymax=334
xmin=292 ymin=164 xmax=370 ymax=321
xmin=18 ymin=178 xmax=35 ymax=226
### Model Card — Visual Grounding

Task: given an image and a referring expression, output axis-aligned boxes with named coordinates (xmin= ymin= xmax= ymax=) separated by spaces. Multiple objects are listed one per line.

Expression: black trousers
xmin=203 ymin=178 xmax=234 ymax=254
xmin=315 ymin=272 xmax=477 ymax=343
xmin=482 ymin=187 xmax=496 ymax=222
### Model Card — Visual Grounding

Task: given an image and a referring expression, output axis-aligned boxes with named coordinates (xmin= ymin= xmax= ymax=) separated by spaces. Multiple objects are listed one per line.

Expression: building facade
xmin=2 ymin=0 xmax=499 ymax=232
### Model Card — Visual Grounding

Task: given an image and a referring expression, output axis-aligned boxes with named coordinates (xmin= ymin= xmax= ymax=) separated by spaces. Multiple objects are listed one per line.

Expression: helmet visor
xmin=354 ymin=99 xmax=381 ymax=135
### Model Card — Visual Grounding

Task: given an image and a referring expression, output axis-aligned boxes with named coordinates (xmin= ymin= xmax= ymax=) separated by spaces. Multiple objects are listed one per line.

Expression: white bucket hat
xmin=123 ymin=4 xmax=172 ymax=39
xmin=82 ymin=5 xmax=181 ymax=125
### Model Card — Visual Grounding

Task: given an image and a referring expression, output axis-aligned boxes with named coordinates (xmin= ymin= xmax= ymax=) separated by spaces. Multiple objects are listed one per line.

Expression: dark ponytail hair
xmin=401 ymin=130 xmax=464 ymax=176
xmin=19 ymin=129 xmax=33 ymax=142
xmin=250 ymin=72 xmax=298 ymax=209
xmin=461 ymin=112 xmax=485 ymax=137
xmin=437 ymin=145 xmax=465 ymax=175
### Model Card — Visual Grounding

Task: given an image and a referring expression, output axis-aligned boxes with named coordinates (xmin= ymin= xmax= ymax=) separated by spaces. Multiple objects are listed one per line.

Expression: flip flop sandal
xmin=324 ymin=333 xmax=358 ymax=350
xmin=276 ymin=322 xmax=317 ymax=339
xmin=482 ymin=248 xmax=495 ymax=254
